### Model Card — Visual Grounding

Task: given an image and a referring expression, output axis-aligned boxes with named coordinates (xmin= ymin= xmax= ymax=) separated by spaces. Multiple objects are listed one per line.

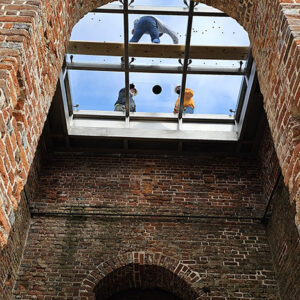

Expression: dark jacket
xmin=115 ymin=88 xmax=136 ymax=112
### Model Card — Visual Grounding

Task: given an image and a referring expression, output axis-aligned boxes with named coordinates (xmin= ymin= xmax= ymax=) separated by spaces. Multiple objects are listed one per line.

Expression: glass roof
xmin=67 ymin=0 xmax=250 ymax=116
xmin=69 ymin=70 xmax=242 ymax=115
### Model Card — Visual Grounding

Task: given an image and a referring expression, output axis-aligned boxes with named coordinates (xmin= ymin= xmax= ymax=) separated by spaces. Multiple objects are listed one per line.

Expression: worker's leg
xmin=147 ymin=18 xmax=160 ymax=43
xmin=130 ymin=17 xmax=148 ymax=42
xmin=114 ymin=104 xmax=125 ymax=112
xmin=130 ymin=16 xmax=160 ymax=43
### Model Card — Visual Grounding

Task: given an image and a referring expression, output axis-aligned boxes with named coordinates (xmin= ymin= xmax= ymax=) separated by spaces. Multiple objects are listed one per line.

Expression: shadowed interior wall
xmin=0 ymin=147 xmax=41 ymax=299
xmin=258 ymin=125 xmax=300 ymax=300
xmin=12 ymin=147 xmax=280 ymax=299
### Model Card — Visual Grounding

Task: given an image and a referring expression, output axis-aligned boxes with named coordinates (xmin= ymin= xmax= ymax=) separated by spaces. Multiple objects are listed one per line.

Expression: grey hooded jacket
xmin=115 ymin=88 xmax=136 ymax=112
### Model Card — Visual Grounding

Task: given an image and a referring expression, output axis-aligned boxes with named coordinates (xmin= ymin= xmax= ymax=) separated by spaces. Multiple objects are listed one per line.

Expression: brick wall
xmin=0 ymin=0 xmax=299 ymax=299
xmin=13 ymin=216 xmax=279 ymax=299
xmin=6 ymin=150 xmax=278 ymax=299
xmin=0 ymin=193 xmax=30 ymax=300
xmin=257 ymin=124 xmax=300 ymax=300
xmin=266 ymin=179 xmax=300 ymax=300
xmin=0 ymin=145 xmax=41 ymax=299
xmin=30 ymin=153 xmax=265 ymax=218
xmin=258 ymin=125 xmax=281 ymax=214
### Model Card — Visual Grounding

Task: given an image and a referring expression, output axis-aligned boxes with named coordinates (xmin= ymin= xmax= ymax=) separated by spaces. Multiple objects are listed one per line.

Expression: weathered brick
xmin=0 ymin=0 xmax=299 ymax=299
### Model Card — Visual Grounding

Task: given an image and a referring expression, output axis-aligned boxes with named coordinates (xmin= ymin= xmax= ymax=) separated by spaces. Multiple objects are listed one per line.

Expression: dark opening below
xmin=106 ymin=288 xmax=181 ymax=300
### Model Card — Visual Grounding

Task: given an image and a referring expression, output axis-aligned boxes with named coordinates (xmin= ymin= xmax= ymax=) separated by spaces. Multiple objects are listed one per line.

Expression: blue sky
xmin=68 ymin=0 xmax=250 ymax=114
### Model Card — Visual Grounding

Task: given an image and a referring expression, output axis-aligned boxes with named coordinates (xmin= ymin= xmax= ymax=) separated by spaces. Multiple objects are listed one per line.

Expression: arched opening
xmin=93 ymin=264 xmax=198 ymax=300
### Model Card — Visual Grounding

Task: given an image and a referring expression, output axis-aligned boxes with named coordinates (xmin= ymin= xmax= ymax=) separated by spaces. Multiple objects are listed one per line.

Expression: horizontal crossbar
xmin=66 ymin=61 xmax=245 ymax=75
xmin=68 ymin=41 xmax=249 ymax=60
xmin=92 ymin=4 xmax=227 ymax=17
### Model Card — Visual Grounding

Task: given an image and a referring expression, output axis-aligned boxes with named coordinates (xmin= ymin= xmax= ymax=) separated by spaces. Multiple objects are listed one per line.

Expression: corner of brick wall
xmin=0 ymin=141 xmax=42 ymax=298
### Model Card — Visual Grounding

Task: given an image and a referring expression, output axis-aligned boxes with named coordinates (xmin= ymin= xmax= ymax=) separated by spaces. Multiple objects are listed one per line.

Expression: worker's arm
xmin=164 ymin=27 xmax=179 ymax=44
xmin=155 ymin=18 xmax=179 ymax=44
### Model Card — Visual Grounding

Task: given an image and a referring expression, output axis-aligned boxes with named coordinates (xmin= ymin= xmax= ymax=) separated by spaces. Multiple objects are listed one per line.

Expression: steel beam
xmin=59 ymin=71 xmax=71 ymax=133
xmin=68 ymin=125 xmax=238 ymax=142
xmin=236 ymin=61 xmax=258 ymax=140
xmin=178 ymin=1 xmax=195 ymax=119
xmin=72 ymin=110 xmax=235 ymax=124
xmin=92 ymin=4 xmax=227 ymax=17
xmin=66 ymin=61 xmax=246 ymax=75
xmin=123 ymin=0 xmax=130 ymax=117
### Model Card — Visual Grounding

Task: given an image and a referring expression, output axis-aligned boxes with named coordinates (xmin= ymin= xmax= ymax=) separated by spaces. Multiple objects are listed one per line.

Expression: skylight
xmin=67 ymin=0 xmax=249 ymax=116
xmin=61 ymin=0 xmax=255 ymax=143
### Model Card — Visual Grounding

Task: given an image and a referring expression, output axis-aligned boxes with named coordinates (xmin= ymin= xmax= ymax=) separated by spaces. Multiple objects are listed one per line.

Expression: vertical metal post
xmin=178 ymin=1 xmax=195 ymax=121
xmin=123 ymin=0 xmax=130 ymax=118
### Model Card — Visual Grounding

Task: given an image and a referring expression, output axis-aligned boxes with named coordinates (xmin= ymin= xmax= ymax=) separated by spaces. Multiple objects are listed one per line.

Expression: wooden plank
xmin=68 ymin=41 xmax=249 ymax=60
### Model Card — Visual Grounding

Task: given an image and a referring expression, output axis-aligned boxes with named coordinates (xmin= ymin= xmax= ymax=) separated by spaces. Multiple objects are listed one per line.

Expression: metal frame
xmin=66 ymin=61 xmax=246 ymax=76
xmin=123 ymin=0 xmax=130 ymax=118
xmin=178 ymin=1 xmax=195 ymax=120
xmin=92 ymin=4 xmax=227 ymax=17
xmin=61 ymin=0 xmax=257 ymax=143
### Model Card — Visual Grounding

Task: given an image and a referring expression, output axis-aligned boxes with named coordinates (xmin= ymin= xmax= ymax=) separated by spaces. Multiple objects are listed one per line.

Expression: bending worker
xmin=173 ymin=85 xmax=195 ymax=114
xmin=114 ymin=83 xmax=138 ymax=112
xmin=130 ymin=16 xmax=179 ymax=44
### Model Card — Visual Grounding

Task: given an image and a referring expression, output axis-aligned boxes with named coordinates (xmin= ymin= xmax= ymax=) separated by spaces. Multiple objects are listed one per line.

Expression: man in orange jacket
xmin=173 ymin=85 xmax=195 ymax=114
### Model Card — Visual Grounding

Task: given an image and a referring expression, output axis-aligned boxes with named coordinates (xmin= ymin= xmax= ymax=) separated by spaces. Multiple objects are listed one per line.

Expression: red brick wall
xmin=13 ymin=216 xmax=279 ymax=299
xmin=0 ymin=0 xmax=299 ymax=298
xmin=0 ymin=146 xmax=41 ymax=299
xmin=257 ymin=124 xmax=300 ymax=300
xmin=30 ymin=153 xmax=264 ymax=218
xmin=266 ymin=179 xmax=300 ymax=300
xmin=0 ymin=194 xmax=30 ymax=300
xmin=0 ymin=0 xmax=299 ymax=249
xmin=7 ymin=151 xmax=277 ymax=299
xmin=258 ymin=125 xmax=281 ymax=211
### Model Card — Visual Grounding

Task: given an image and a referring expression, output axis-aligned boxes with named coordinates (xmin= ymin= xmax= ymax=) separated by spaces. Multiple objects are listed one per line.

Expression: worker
xmin=173 ymin=85 xmax=195 ymax=114
xmin=114 ymin=83 xmax=138 ymax=112
xmin=130 ymin=16 xmax=179 ymax=44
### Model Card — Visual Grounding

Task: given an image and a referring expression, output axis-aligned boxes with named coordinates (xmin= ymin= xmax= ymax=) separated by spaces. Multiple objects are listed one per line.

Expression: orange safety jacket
xmin=173 ymin=88 xmax=195 ymax=113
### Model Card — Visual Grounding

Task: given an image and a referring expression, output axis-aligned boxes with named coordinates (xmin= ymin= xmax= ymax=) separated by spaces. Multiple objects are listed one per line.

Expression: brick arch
xmin=78 ymin=251 xmax=201 ymax=299
xmin=0 ymin=0 xmax=299 ymax=247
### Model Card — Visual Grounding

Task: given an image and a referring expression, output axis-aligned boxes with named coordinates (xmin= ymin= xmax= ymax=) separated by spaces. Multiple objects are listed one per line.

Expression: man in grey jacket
xmin=114 ymin=84 xmax=138 ymax=112
xmin=130 ymin=16 xmax=179 ymax=44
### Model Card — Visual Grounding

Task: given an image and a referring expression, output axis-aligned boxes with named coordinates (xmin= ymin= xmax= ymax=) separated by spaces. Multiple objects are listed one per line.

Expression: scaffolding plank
xmin=68 ymin=41 xmax=249 ymax=60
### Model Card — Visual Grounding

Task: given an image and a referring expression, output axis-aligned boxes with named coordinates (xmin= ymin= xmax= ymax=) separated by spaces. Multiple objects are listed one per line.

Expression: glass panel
xmin=132 ymin=0 xmax=187 ymax=8
xmin=68 ymin=70 xmax=125 ymax=112
xmin=70 ymin=12 xmax=124 ymax=43
xmin=68 ymin=70 xmax=243 ymax=115
xmin=68 ymin=1 xmax=249 ymax=118
xmin=131 ymin=57 xmax=182 ymax=66
xmin=189 ymin=59 xmax=247 ymax=68
xmin=66 ymin=54 xmax=122 ymax=64
xmin=129 ymin=73 xmax=182 ymax=113
xmin=184 ymin=74 xmax=243 ymax=115
xmin=191 ymin=16 xmax=250 ymax=46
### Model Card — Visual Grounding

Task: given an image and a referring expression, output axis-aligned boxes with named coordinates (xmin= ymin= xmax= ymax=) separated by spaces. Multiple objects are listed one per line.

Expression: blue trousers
xmin=130 ymin=16 xmax=160 ymax=43
xmin=183 ymin=107 xmax=194 ymax=114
